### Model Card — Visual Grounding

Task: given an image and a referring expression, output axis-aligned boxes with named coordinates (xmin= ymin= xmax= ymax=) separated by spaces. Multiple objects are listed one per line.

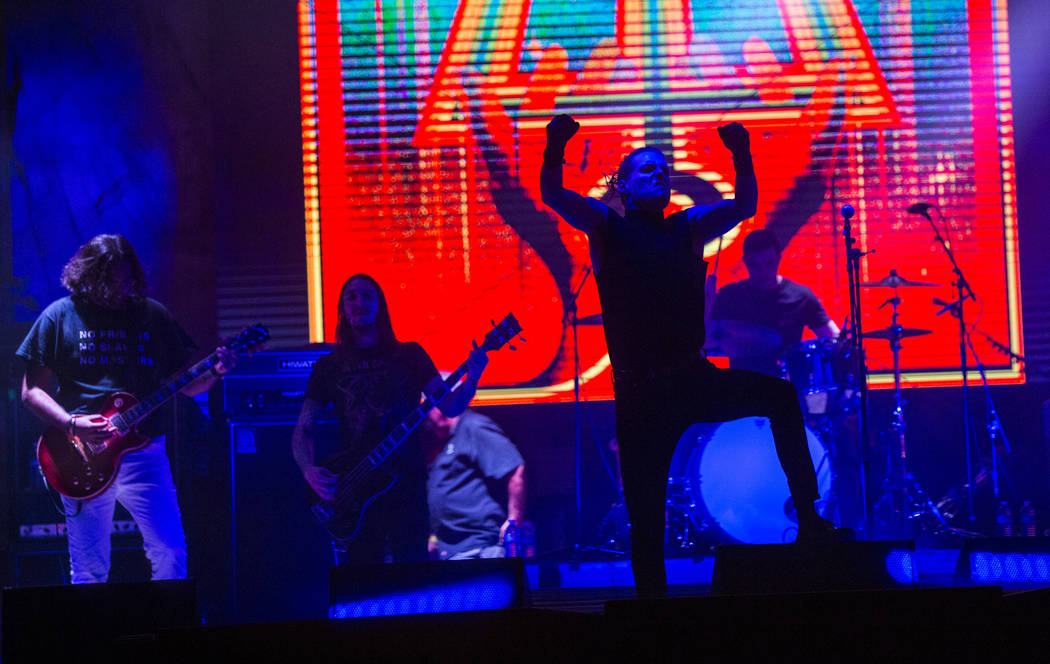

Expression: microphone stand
xmin=566 ymin=266 xmax=589 ymax=564
xmin=922 ymin=207 xmax=978 ymax=522
xmin=841 ymin=204 xmax=873 ymax=535
xmin=563 ymin=266 xmax=622 ymax=563
xmin=965 ymin=330 xmax=1014 ymax=502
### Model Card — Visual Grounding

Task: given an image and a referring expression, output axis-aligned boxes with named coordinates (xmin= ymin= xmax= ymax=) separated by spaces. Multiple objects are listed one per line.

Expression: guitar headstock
xmin=224 ymin=324 xmax=270 ymax=354
xmin=479 ymin=314 xmax=522 ymax=353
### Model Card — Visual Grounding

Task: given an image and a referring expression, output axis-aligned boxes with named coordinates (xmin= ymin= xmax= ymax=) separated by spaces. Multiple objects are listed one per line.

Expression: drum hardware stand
xmin=840 ymin=203 xmax=874 ymax=535
xmin=910 ymin=203 xmax=980 ymax=521
xmin=870 ymin=297 xmax=954 ymax=534
xmin=931 ymin=300 xmax=1018 ymax=520
xmin=812 ymin=328 xmax=865 ymax=532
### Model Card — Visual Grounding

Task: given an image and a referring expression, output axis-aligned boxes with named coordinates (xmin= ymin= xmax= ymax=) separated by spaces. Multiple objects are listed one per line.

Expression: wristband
xmin=543 ymin=147 xmax=566 ymax=168
xmin=68 ymin=414 xmax=77 ymax=435
xmin=732 ymin=153 xmax=754 ymax=174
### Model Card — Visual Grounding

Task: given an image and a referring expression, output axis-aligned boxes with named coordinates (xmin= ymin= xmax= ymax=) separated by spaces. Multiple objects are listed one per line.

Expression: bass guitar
xmin=37 ymin=324 xmax=270 ymax=500
xmin=311 ymin=313 xmax=522 ymax=542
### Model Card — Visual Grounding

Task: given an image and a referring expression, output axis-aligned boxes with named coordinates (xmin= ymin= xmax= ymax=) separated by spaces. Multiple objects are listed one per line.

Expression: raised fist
xmin=546 ymin=114 xmax=580 ymax=148
xmin=717 ymin=122 xmax=750 ymax=156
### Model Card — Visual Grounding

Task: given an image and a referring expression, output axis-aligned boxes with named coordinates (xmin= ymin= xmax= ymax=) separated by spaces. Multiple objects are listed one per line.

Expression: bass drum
xmin=669 ymin=417 xmax=833 ymax=545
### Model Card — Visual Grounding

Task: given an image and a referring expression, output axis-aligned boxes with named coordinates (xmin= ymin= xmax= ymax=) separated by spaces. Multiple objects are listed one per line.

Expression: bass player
xmin=292 ymin=274 xmax=489 ymax=564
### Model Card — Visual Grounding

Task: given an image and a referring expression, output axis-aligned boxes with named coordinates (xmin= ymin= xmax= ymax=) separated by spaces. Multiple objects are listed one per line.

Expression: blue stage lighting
xmin=970 ymin=552 xmax=1050 ymax=585
xmin=329 ymin=559 xmax=526 ymax=619
xmin=953 ymin=538 xmax=1050 ymax=588
xmin=885 ymin=549 xmax=916 ymax=584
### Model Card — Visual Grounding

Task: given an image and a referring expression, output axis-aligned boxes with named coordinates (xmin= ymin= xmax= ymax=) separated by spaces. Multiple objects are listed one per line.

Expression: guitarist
xmin=292 ymin=274 xmax=489 ymax=565
xmin=16 ymin=234 xmax=235 ymax=584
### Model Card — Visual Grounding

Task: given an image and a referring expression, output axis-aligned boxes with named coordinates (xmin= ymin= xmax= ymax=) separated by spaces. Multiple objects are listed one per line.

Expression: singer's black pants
xmin=613 ymin=357 xmax=819 ymax=599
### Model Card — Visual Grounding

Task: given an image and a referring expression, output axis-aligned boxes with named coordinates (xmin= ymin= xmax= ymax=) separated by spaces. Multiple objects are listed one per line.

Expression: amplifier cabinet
xmin=227 ymin=416 xmax=339 ymax=623
xmin=221 ymin=347 xmax=345 ymax=623
xmin=221 ymin=346 xmax=332 ymax=419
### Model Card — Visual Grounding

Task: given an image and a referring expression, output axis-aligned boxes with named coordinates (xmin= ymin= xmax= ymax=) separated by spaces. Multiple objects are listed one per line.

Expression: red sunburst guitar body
xmin=34 ymin=324 xmax=270 ymax=501
xmin=37 ymin=392 xmax=148 ymax=500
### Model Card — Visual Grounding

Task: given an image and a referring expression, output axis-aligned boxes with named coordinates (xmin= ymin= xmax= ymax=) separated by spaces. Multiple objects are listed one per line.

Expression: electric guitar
xmin=311 ymin=314 xmax=522 ymax=542
xmin=37 ymin=324 xmax=270 ymax=500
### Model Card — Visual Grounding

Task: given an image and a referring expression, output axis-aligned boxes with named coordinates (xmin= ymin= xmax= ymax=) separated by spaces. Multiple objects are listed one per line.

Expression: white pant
xmin=61 ymin=437 xmax=187 ymax=584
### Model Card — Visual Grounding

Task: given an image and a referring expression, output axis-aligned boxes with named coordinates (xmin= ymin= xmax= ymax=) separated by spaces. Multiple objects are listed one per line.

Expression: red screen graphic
xmin=298 ymin=0 xmax=1022 ymax=404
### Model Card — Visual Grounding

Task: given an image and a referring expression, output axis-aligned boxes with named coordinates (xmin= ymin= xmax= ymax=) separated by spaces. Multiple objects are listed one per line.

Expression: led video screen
xmin=298 ymin=0 xmax=1022 ymax=404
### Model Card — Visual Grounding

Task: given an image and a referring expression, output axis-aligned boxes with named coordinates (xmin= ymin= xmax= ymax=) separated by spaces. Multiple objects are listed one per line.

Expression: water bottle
xmin=995 ymin=501 xmax=1013 ymax=537
xmin=504 ymin=519 xmax=521 ymax=558
xmin=1020 ymin=501 xmax=1037 ymax=537
xmin=520 ymin=521 xmax=536 ymax=558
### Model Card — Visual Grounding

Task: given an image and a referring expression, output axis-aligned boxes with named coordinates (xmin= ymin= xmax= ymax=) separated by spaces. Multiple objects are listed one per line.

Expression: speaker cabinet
xmin=711 ymin=540 xmax=917 ymax=594
xmin=953 ymin=536 xmax=1050 ymax=588
xmin=329 ymin=558 xmax=527 ymax=619
xmin=12 ymin=535 xmax=150 ymax=587
xmin=604 ymin=586 xmax=1000 ymax=663
xmin=2 ymin=579 xmax=196 ymax=662
xmin=227 ymin=417 xmax=337 ymax=623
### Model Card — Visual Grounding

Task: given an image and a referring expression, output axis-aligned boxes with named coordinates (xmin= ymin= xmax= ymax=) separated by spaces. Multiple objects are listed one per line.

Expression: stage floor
xmin=525 ymin=546 xmax=963 ymax=611
xmin=7 ymin=543 xmax=1050 ymax=662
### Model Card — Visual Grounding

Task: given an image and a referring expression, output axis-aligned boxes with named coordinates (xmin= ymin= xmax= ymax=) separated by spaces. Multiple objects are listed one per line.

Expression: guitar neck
xmin=358 ymin=362 xmax=469 ymax=471
xmin=111 ymin=352 xmax=221 ymax=433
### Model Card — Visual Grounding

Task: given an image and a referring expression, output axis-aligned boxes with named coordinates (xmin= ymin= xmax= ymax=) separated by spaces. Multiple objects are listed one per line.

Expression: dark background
xmin=1 ymin=0 xmax=1048 ymax=609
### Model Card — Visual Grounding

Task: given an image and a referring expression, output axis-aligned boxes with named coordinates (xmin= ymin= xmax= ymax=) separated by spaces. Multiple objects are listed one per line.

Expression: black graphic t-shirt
xmin=16 ymin=296 xmax=197 ymax=438
xmin=305 ymin=341 xmax=439 ymax=476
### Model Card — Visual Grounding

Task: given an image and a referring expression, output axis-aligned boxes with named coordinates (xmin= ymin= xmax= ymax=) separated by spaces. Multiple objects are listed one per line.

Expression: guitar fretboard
xmin=357 ymin=363 xmax=467 ymax=473
xmin=110 ymin=354 xmax=220 ymax=434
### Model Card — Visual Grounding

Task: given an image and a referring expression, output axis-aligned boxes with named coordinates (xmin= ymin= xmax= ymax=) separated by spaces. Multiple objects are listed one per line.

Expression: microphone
xmin=907 ymin=202 xmax=934 ymax=216
xmin=840 ymin=204 xmax=855 ymax=219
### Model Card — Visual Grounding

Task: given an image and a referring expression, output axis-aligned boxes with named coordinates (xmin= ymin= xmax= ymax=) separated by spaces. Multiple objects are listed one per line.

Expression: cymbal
xmin=705 ymin=319 xmax=783 ymax=358
xmin=860 ymin=269 xmax=939 ymax=288
xmin=862 ymin=325 xmax=932 ymax=340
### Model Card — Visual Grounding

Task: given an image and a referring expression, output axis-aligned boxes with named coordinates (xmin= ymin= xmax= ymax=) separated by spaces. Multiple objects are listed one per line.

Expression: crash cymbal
xmin=705 ymin=319 xmax=783 ymax=358
xmin=860 ymin=269 xmax=939 ymax=288
xmin=862 ymin=325 xmax=932 ymax=340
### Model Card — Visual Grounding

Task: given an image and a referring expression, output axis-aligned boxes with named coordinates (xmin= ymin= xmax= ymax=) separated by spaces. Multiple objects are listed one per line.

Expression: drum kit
xmin=655 ymin=268 xmax=951 ymax=553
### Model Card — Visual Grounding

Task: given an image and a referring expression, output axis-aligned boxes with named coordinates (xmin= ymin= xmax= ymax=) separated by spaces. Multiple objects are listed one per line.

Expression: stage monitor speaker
xmin=1044 ymin=398 xmax=1050 ymax=509
xmin=953 ymin=536 xmax=1050 ymax=588
xmin=2 ymin=579 xmax=197 ymax=662
xmin=227 ymin=417 xmax=338 ymax=623
xmin=159 ymin=607 xmax=601 ymax=662
xmin=329 ymin=558 xmax=527 ymax=619
xmin=12 ymin=536 xmax=150 ymax=587
xmin=604 ymin=586 xmax=1000 ymax=662
xmin=711 ymin=540 xmax=917 ymax=594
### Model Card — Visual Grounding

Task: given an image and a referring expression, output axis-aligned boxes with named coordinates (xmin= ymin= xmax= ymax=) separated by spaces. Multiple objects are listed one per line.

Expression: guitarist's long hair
xmin=334 ymin=274 xmax=398 ymax=361
xmin=61 ymin=234 xmax=147 ymax=308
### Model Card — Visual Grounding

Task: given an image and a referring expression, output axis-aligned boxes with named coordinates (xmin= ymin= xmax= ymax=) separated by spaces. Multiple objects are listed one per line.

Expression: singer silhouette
xmin=540 ymin=113 xmax=852 ymax=598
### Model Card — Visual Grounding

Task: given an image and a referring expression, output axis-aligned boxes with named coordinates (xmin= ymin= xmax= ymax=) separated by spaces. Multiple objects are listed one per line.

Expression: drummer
xmin=709 ymin=229 xmax=839 ymax=375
